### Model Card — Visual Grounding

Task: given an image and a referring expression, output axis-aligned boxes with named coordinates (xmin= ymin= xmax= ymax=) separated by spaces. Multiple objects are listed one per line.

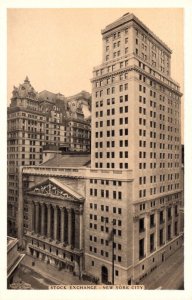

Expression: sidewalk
xmin=21 ymin=255 xmax=92 ymax=286
xmin=21 ymin=246 xmax=184 ymax=289
xmin=140 ymin=246 xmax=184 ymax=289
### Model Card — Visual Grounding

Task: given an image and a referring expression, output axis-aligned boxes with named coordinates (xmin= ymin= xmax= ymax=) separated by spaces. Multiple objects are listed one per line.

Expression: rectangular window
xmin=168 ymin=224 xmax=171 ymax=240
xmin=125 ymin=95 xmax=128 ymax=102
xmin=175 ymin=205 xmax=178 ymax=216
xmin=150 ymin=233 xmax=155 ymax=252
xmin=159 ymin=229 xmax=164 ymax=246
xmin=119 ymin=107 xmax=123 ymax=114
xmin=175 ymin=221 xmax=178 ymax=235
xmin=120 ymin=96 xmax=123 ymax=103
xmin=119 ymin=129 xmax=123 ymax=136
xmin=139 ymin=218 xmax=145 ymax=233
xmin=167 ymin=207 xmax=172 ymax=220
xmin=160 ymin=211 xmax=164 ymax=224
xmin=150 ymin=214 xmax=155 ymax=228
xmin=139 ymin=238 xmax=145 ymax=259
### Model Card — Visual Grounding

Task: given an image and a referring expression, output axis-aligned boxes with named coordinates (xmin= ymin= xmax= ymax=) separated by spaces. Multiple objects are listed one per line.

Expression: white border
xmin=1 ymin=0 xmax=192 ymax=299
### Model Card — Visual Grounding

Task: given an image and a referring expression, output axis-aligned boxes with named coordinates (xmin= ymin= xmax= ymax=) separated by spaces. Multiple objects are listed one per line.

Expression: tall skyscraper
xmin=85 ymin=13 xmax=183 ymax=284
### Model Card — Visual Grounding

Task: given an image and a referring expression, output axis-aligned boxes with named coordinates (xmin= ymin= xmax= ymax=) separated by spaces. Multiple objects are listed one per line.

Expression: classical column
xmin=164 ymin=207 xmax=168 ymax=243
xmin=35 ymin=202 xmax=39 ymax=234
xmin=67 ymin=208 xmax=72 ymax=246
xmin=79 ymin=205 xmax=83 ymax=249
xmin=172 ymin=205 xmax=175 ymax=238
xmin=41 ymin=203 xmax=45 ymax=236
xmin=54 ymin=206 xmax=58 ymax=241
xmin=74 ymin=209 xmax=79 ymax=249
xmin=177 ymin=202 xmax=181 ymax=234
xmin=79 ymin=256 xmax=83 ymax=277
xmin=60 ymin=207 xmax=65 ymax=243
xmin=47 ymin=204 xmax=51 ymax=239
xmin=145 ymin=212 xmax=150 ymax=256
xmin=132 ymin=215 xmax=139 ymax=263
xmin=74 ymin=206 xmax=83 ymax=249
xmin=31 ymin=202 xmax=35 ymax=232
xmin=156 ymin=209 xmax=160 ymax=250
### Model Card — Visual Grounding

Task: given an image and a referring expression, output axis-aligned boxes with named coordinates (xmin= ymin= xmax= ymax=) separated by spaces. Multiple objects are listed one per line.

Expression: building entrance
xmin=101 ymin=266 xmax=108 ymax=284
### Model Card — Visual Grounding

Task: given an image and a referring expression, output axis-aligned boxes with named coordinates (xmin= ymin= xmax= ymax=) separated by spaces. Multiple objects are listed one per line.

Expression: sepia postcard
xmin=1 ymin=1 xmax=192 ymax=300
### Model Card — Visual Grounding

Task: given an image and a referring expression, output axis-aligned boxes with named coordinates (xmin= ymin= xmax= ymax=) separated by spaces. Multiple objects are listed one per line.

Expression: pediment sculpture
xmin=32 ymin=182 xmax=71 ymax=199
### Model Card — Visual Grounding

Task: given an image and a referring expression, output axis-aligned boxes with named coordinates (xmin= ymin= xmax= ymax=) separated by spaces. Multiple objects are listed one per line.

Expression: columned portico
xmin=30 ymin=200 xmax=83 ymax=250
xmin=25 ymin=177 xmax=85 ymax=277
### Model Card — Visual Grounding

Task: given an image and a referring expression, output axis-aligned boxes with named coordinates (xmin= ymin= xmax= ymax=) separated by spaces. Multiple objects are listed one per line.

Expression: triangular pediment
xmin=28 ymin=178 xmax=84 ymax=201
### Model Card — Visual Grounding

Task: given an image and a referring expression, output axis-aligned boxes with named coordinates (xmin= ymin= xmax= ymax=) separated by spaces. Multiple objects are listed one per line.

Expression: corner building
xmin=85 ymin=13 xmax=183 ymax=284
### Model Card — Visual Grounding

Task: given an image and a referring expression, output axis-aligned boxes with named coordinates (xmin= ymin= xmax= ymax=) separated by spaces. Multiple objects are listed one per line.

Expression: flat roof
xmin=102 ymin=13 xmax=172 ymax=54
xmin=41 ymin=153 xmax=91 ymax=168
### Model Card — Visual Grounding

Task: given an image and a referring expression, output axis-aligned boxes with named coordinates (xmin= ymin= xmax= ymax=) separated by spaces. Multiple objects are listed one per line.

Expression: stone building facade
xmin=85 ymin=13 xmax=183 ymax=284
xmin=7 ymin=78 xmax=91 ymax=237
xmin=20 ymin=155 xmax=90 ymax=276
xmin=16 ymin=12 xmax=183 ymax=285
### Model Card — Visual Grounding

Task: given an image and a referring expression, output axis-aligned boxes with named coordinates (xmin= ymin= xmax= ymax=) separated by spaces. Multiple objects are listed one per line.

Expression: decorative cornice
xmin=102 ymin=13 xmax=172 ymax=54
xmin=92 ymin=64 xmax=181 ymax=97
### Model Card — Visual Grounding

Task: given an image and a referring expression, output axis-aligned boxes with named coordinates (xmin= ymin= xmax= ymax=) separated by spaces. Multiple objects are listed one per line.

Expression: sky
xmin=7 ymin=8 xmax=183 ymax=139
xmin=7 ymin=8 xmax=183 ymax=96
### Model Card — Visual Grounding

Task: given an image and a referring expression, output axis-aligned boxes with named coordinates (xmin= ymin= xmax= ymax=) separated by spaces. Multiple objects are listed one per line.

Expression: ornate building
xmin=16 ymin=12 xmax=183 ymax=285
xmin=7 ymin=77 xmax=91 ymax=237
xmin=19 ymin=154 xmax=90 ymax=276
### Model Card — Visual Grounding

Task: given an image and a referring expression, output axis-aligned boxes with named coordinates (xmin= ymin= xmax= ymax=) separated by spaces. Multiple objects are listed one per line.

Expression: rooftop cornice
xmin=7 ymin=106 xmax=46 ymax=116
xmin=101 ymin=13 xmax=172 ymax=54
xmin=91 ymin=65 xmax=182 ymax=96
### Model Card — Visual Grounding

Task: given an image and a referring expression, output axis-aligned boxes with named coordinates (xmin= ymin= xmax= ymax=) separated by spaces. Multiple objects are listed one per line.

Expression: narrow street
xmin=140 ymin=246 xmax=184 ymax=289
xmin=15 ymin=266 xmax=53 ymax=289
xmin=13 ymin=245 xmax=184 ymax=290
xmin=12 ymin=254 xmax=92 ymax=289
